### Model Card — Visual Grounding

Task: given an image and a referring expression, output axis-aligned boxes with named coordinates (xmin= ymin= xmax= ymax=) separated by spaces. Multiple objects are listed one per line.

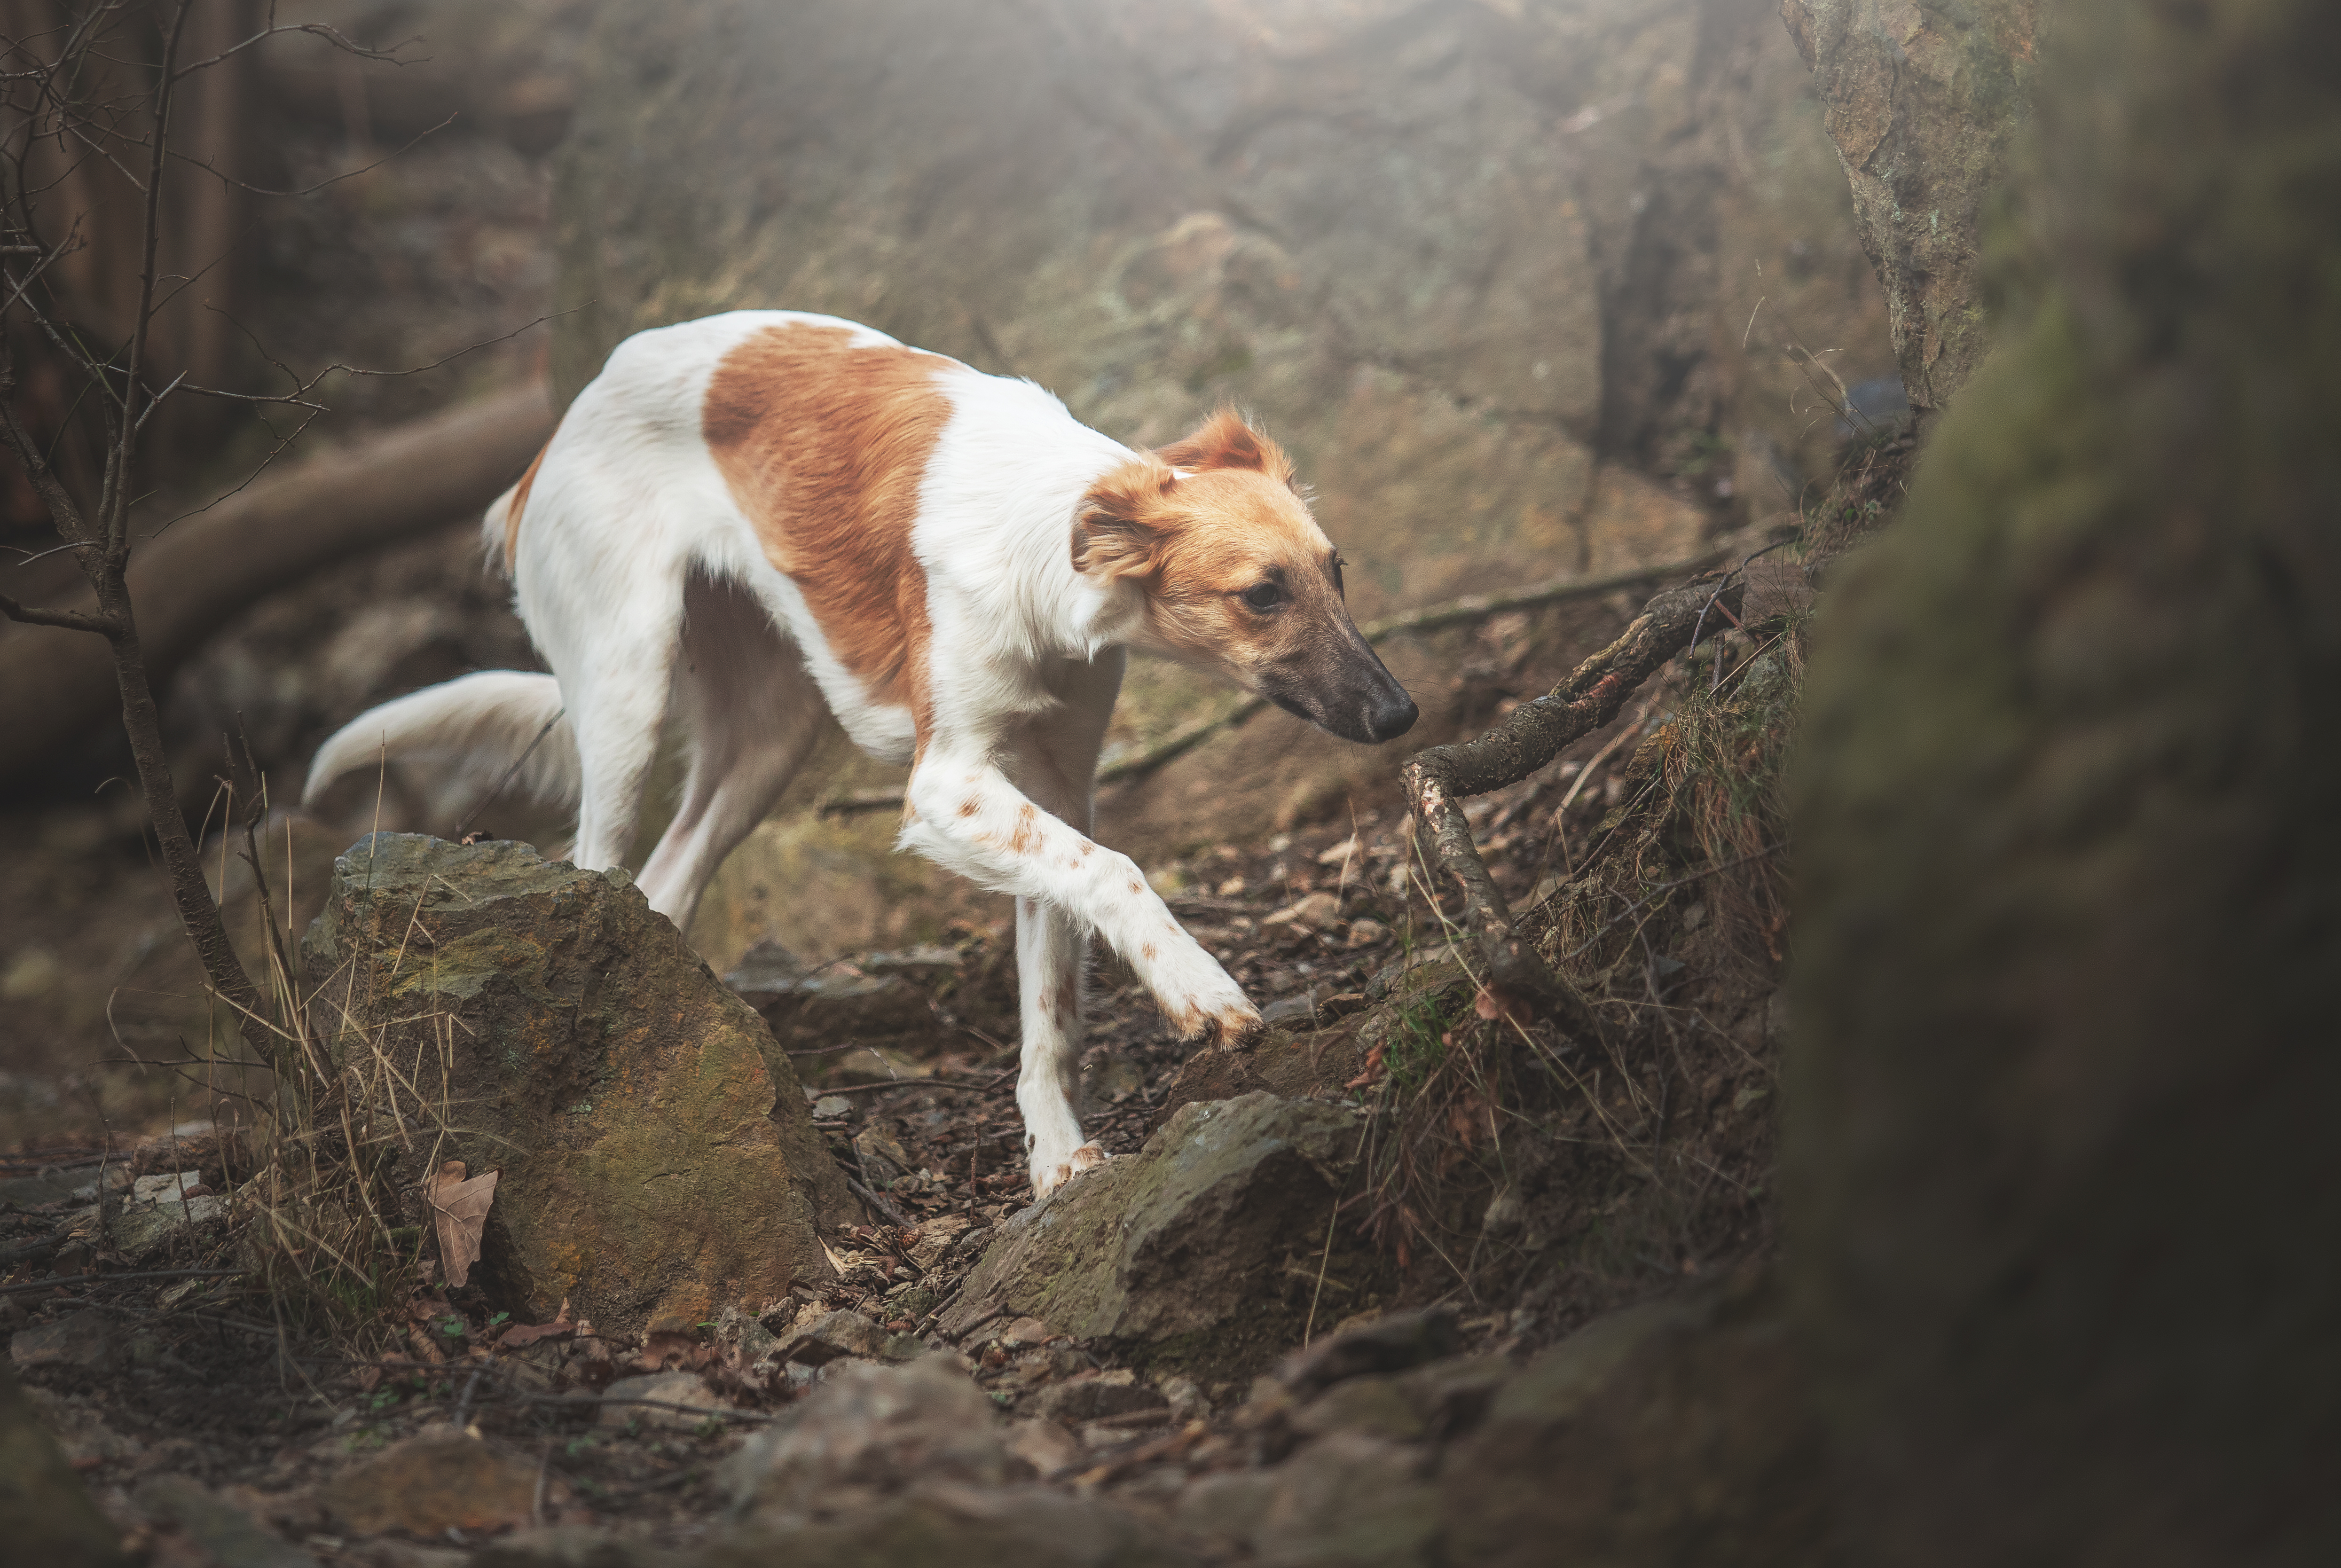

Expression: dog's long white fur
xmin=305 ymin=311 xmax=1267 ymax=1197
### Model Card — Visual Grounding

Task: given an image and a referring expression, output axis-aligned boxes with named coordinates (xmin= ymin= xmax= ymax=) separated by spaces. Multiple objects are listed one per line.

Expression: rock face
xmin=1789 ymin=0 xmax=2341 ymax=1561
xmin=550 ymin=0 xmax=1896 ymax=957
xmin=303 ymin=834 xmax=856 ymax=1334
xmin=1779 ymin=0 xmax=2042 ymax=425
xmin=941 ymin=1093 xmax=1371 ymax=1380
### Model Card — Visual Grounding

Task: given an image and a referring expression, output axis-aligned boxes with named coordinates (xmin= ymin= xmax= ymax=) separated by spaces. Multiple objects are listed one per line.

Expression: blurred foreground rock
xmin=941 ymin=1093 xmax=1374 ymax=1381
xmin=1791 ymin=0 xmax=2341 ymax=1561
xmin=0 ymin=1359 xmax=129 ymax=1567
xmin=303 ymin=834 xmax=856 ymax=1334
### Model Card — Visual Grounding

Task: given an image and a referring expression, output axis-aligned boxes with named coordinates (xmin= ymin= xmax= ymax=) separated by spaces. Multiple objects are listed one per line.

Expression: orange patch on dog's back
xmin=501 ymin=440 xmax=552 ymax=572
xmin=703 ymin=323 xmax=952 ymax=728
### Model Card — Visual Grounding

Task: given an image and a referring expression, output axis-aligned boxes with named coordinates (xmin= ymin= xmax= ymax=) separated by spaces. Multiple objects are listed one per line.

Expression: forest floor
xmin=2 ymin=684 xmax=1795 ymax=1564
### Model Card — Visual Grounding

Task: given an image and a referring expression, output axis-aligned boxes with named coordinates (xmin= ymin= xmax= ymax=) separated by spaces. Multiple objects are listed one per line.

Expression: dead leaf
xmin=497 ymin=1297 xmax=574 ymax=1349
xmin=426 ymin=1160 xmax=498 ymax=1289
xmin=1473 ymin=984 xmax=1536 ymax=1027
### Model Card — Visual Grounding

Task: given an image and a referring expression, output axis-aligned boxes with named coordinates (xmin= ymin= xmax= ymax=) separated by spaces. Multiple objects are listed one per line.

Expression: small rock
xmin=111 ymin=1174 xmax=229 ymax=1260
xmin=1159 ymin=1375 xmax=1209 ymax=1422
xmin=1033 ymin=1377 xmax=1169 ymax=1425
xmin=730 ymin=1482 xmax=1203 ymax=1566
xmin=903 ymin=1215 xmax=972 ymax=1270
xmin=997 ymin=1317 xmax=1052 ymax=1347
xmin=853 ymin=1126 xmax=916 ymax=1185
xmin=597 ymin=1370 xmax=722 ymax=1430
xmin=1276 ymin=1307 xmax=1460 ymax=1396
xmin=1261 ymin=991 xmax=1319 ymax=1027
xmin=1262 ymin=892 xmax=1343 ymax=933
xmin=811 ymin=1095 xmax=853 ymax=1120
xmin=321 ymin=1431 xmax=554 ymax=1537
xmin=1255 ymin=1430 xmax=1438 ymax=1567
xmin=1346 ymin=918 xmax=1390 ymax=949
xmin=0 ymin=946 xmax=60 ymax=1000
xmin=1004 ymin=1418 xmax=1082 ymax=1478
xmin=11 ymin=1309 xmax=122 ymax=1373
xmin=783 ymin=1309 xmax=920 ymax=1366
xmin=1291 ymin=1375 xmax=1425 ymax=1442
xmin=939 ymin=1094 xmax=1373 ymax=1383
xmin=130 ymin=1170 xmax=201 ymax=1205
xmin=1171 ymin=1469 xmax=1281 ymax=1552
xmin=1081 ymin=1051 xmax=1147 ymax=1105
xmin=722 ymin=1357 xmax=1007 ymax=1520
xmin=134 ymin=1474 xmax=315 ymax=1568
xmin=25 ymin=1388 xmax=144 ymax=1465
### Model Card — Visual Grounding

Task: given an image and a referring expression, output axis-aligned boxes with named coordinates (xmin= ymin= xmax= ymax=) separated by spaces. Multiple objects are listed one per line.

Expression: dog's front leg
xmin=902 ymin=750 xmax=1261 ymax=1188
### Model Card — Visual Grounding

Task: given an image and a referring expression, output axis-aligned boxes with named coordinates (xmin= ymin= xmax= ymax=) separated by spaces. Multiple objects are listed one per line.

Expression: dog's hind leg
xmin=533 ymin=561 xmax=686 ymax=876
xmin=636 ymin=571 xmax=827 ymax=933
xmin=998 ymin=653 xmax=1122 ymax=1197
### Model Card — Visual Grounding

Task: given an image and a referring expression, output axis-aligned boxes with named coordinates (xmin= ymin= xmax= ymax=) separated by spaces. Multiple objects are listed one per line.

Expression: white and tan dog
xmin=306 ymin=311 xmax=1417 ymax=1196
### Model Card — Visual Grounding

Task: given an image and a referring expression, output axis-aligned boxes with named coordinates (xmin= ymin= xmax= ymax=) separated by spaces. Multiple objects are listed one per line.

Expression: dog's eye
xmin=1241 ymin=582 xmax=1284 ymax=612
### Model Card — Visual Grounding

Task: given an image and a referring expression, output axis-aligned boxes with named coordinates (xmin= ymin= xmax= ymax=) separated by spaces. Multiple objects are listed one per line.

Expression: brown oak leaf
xmin=426 ymin=1159 xmax=498 ymax=1289
xmin=497 ymin=1297 xmax=575 ymax=1349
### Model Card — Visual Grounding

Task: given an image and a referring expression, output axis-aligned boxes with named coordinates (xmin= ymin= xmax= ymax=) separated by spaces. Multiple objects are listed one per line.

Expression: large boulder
xmin=550 ymin=0 xmax=1897 ymax=963
xmin=1789 ymin=0 xmax=2341 ymax=1561
xmin=303 ymin=834 xmax=857 ymax=1334
xmin=940 ymin=1093 xmax=1373 ymax=1381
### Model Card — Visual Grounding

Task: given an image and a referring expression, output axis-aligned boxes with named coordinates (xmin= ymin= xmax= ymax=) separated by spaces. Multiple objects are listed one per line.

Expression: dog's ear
xmin=1157 ymin=408 xmax=1294 ymax=484
xmin=1073 ymin=455 xmax=1178 ymax=580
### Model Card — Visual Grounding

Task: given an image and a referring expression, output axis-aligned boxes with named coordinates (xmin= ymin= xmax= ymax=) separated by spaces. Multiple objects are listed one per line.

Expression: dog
xmin=305 ymin=310 xmax=1418 ymax=1196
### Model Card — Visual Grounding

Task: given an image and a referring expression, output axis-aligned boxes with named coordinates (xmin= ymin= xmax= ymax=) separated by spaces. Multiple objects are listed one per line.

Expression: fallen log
xmin=0 ymin=383 xmax=553 ymax=786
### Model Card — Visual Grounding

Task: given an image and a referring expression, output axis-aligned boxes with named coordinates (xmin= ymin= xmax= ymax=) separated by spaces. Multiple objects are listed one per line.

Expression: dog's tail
xmin=302 ymin=671 xmax=578 ymax=812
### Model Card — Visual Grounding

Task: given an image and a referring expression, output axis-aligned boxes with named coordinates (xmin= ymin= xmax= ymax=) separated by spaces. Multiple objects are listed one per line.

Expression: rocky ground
xmin=1 ymin=660 xmax=1805 ymax=1565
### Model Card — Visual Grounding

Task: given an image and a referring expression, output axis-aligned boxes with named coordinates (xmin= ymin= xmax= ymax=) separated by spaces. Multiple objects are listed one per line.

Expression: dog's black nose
xmin=1367 ymin=690 xmax=1419 ymax=742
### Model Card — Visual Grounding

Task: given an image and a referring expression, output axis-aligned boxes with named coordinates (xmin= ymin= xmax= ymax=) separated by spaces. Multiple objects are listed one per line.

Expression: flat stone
xmin=1276 ymin=1308 xmax=1460 ymax=1396
xmin=1032 ymin=1377 xmax=1168 ymax=1425
xmin=782 ymin=1309 xmax=920 ymax=1366
xmin=598 ymin=1371 xmax=723 ymax=1431
xmin=1290 ymin=1376 xmax=1424 ymax=1443
xmin=321 ymin=1431 xmax=553 ymax=1537
xmin=708 ymin=1482 xmax=1203 ymax=1568
xmin=10 ymin=1309 xmax=121 ymax=1373
xmin=301 ymin=835 xmax=854 ymax=1336
xmin=1003 ymin=1419 xmax=1081 ymax=1480
xmin=110 ymin=1191 xmax=228 ymax=1260
xmin=721 ymin=1357 xmax=1007 ymax=1521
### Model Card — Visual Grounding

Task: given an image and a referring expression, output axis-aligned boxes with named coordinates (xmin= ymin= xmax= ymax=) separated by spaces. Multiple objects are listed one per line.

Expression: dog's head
xmin=1073 ymin=410 xmax=1418 ymax=745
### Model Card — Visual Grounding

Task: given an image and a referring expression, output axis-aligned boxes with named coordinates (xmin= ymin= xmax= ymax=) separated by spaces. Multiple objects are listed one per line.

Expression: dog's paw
xmin=1031 ymin=1141 xmax=1111 ymax=1200
xmin=1203 ymin=1008 xmax=1268 ymax=1054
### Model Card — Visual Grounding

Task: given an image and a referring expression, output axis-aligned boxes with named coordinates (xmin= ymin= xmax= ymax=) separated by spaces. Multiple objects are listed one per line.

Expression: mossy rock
xmin=940 ymin=1093 xmax=1376 ymax=1382
xmin=304 ymin=834 xmax=857 ymax=1334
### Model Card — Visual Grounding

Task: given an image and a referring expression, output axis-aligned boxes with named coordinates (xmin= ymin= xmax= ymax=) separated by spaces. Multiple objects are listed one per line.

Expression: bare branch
xmin=108 ymin=0 xmax=198 ymax=564
xmin=0 ymin=591 xmax=112 ymax=634
xmin=1401 ymin=566 xmax=1754 ymax=1014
